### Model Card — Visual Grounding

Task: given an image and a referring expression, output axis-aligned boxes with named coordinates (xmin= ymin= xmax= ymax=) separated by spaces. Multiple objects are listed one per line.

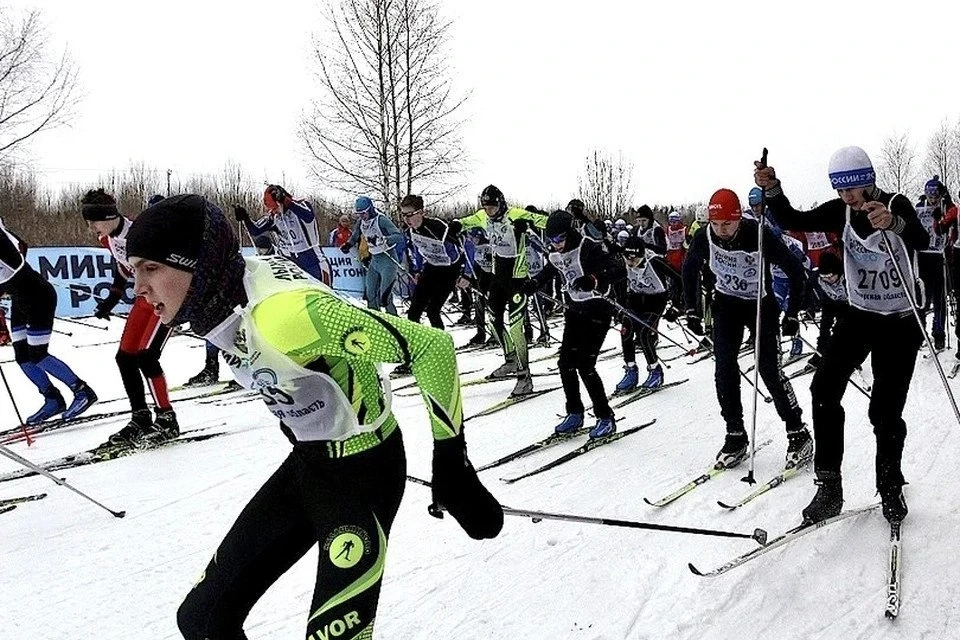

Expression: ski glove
xmin=571 ymin=275 xmax=597 ymax=292
xmin=339 ymin=242 xmax=353 ymax=253
xmin=781 ymin=316 xmax=800 ymax=337
xmin=232 ymin=205 xmax=250 ymax=222
xmin=685 ymin=311 xmax=704 ymax=336
xmin=430 ymin=433 xmax=504 ymax=540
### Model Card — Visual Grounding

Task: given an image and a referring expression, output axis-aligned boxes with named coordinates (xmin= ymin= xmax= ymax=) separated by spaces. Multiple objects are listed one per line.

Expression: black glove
xmin=520 ymin=278 xmax=540 ymax=295
xmin=662 ymin=306 xmax=679 ymax=323
xmin=781 ymin=315 xmax=800 ymax=337
xmin=430 ymin=433 xmax=503 ymax=540
xmin=339 ymin=242 xmax=353 ymax=254
xmin=685 ymin=311 xmax=704 ymax=336
xmin=571 ymin=275 xmax=596 ymax=292
xmin=94 ymin=292 xmax=121 ymax=320
xmin=233 ymin=205 xmax=250 ymax=222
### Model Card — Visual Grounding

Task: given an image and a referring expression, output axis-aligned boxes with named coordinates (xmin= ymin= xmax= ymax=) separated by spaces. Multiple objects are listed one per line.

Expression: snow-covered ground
xmin=1 ymin=313 xmax=958 ymax=640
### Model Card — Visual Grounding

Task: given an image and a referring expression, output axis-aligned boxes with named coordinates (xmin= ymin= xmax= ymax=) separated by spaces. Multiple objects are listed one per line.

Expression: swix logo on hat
xmin=708 ymin=189 xmax=742 ymax=222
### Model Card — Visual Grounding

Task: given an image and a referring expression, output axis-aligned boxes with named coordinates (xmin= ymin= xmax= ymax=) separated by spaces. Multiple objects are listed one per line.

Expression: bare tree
xmin=876 ymin=131 xmax=919 ymax=195
xmin=0 ymin=7 xmax=80 ymax=161
xmin=923 ymin=120 xmax=958 ymax=192
xmin=300 ymin=0 xmax=468 ymax=212
xmin=577 ymin=149 xmax=635 ymax=220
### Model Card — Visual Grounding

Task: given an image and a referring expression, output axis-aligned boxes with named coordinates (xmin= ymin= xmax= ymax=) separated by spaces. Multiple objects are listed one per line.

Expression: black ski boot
xmin=879 ymin=485 xmax=908 ymax=523
xmin=187 ymin=356 xmax=219 ymax=387
xmin=802 ymin=471 xmax=843 ymax=524
xmin=107 ymin=410 xmax=154 ymax=447
xmin=391 ymin=362 xmax=413 ymax=378
xmin=148 ymin=409 xmax=180 ymax=442
xmin=785 ymin=426 xmax=813 ymax=467
xmin=715 ymin=430 xmax=748 ymax=469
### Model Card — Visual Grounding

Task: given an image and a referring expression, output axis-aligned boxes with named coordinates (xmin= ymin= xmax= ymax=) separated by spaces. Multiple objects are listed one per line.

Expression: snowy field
xmin=1 ymin=311 xmax=959 ymax=640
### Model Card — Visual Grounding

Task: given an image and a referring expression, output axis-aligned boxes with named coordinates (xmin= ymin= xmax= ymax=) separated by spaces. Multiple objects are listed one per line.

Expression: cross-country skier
xmin=682 ymin=188 xmax=811 ymax=470
xmin=635 ymin=205 xmax=667 ymax=255
xmin=0 ymin=217 xmax=96 ymax=423
xmin=664 ymin=211 xmax=687 ymax=273
xmin=755 ymin=145 xmax=929 ymax=524
xmin=525 ymin=210 xmax=625 ymax=438
xmin=914 ymin=176 xmax=949 ymax=351
xmin=454 ymin=185 xmax=547 ymax=397
xmin=234 ymin=184 xmax=333 ymax=286
xmin=340 ymin=196 xmax=405 ymax=315
xmin=125 ymin=194 xmax=503 ymax=640
xmin=615 ymin=236 xmax=683 ymax=393
xmin=80 ymin=188 xmax=178 ymax=443
xmin=460 ymin=226 xmax=494 ymax=347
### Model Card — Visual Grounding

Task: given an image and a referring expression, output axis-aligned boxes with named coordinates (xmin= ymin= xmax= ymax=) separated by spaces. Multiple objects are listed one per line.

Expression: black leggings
xmin=559 ymin=304 xmax=613 ymax=419
xmin=620 ymin=293 xmax=667 ymax=367
xmin=810 ymin=309 xmax=921 ymax=490
xmin=177 ymin=430 xmax=406 ymax=640
xmin=407 ymin=263 xmax=460 ymax=329
xmin=7 ymin=271 xmax=56 ymax=362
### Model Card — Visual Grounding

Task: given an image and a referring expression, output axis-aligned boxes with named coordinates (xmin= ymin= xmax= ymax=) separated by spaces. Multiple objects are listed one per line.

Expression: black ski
xmin=611 ymin=379 xmax=689 ymax=409
xmin=0 ymin=492 xmax=47 ymax=508
xmin=0 ymin=504 xmax=15 ymax=515
xmin=886 ymin=521 xmax=903 ymax=619
xmin=500 ymin=419 xmax=657 ymax=484
xmin=476 ymin=427 xmax=591 ymax=472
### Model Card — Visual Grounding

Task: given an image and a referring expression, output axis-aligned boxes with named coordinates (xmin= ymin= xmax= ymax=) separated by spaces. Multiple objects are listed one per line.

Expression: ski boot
xmin=785 ymin=426 xmax=813 ymax=467
xmin=715 ymin=430 xmax=748 ymax=468
xmin=640 ymin=364 xmax=663 ymax=389
xmin=391 ymin=362 xmax=412 ymax=377
xmin=148 ymin=409 xmax=180 ymax=442
xmin=789 ymin=337 xmax=803 ymax=357
xmin=186 ymin=361 xmax=219 ymax=387
xmin=487 ymin=356 xmax=518 ymax=380
xmin=808 ymin=353 xmax=822 ymax=369
xmin=934 ymin=334 xmax=946 ymax=352
xmin=801 ymin=471 xmax=843 ymax=524
xmin=107 ymin=410 xmax=154 ymax=447
xmin=589 ymin=415 xmax=616 ymax=439
xmin=879 ymin=485 xmax=908 ymax=523
xmin=62 ymin=381 xmax=98 ymax=420
xmin=510 ymin=371 xmax=534 ymax=397
xmin=615 ymin=365 xmax=639 ymax=394
xmin=554 ymin=413 xmax=584 ymax=435
xmin=224 ymin=379 xmax=244 ymax=392
xmin=26 ymin=387 xmax=67 ymax=425
xmin=466 ymin=333 xmax=487 ymax=347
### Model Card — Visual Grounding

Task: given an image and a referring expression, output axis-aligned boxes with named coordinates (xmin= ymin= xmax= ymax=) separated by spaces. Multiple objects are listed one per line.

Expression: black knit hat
xmin=80 ymin=188 xmax=120 ymax=221
xmin=622 ymin=235 xmax=646 ymax=257
xmin=818 ymin=250 xmax=843 ymax=277
xmin=126 ymin=194 xmax=205 ymax=273
xmin=545 ymin=210 xmax=574 ymax=238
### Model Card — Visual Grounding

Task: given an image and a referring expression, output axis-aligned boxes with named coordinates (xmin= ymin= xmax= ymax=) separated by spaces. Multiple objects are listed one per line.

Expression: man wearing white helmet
xmin=755 ymin=146 xmax=929 ymax=525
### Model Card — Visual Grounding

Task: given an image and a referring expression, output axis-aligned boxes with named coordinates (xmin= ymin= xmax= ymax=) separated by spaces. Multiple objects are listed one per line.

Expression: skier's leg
xmin=756 ymin=298 xmax=804 ymax=431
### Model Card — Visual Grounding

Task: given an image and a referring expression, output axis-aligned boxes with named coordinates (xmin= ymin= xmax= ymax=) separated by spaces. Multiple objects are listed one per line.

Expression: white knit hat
xmin=827 ymin=146 xmax=875 ymax=190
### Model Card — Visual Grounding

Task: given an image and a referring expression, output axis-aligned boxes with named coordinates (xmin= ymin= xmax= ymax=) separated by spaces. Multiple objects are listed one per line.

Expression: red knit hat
xmin=708 ymin=189 xmax=742 ymax=222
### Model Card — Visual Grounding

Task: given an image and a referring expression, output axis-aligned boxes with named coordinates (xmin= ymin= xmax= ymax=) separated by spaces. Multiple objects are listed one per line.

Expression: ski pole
xmin=0 ymin=364 xmax=33 ymax=445
xmin=794 ymin=334 xmax=871 ymax=399
xmin=56 ymin=315 xmax=109 ymax=332
xmin=744 ymin=147 xmax=769 ymax=486
xmin=406 ymin=475 xmax=767 ymax=544
xmin=880 ymin=229 xmax=960 ymax=427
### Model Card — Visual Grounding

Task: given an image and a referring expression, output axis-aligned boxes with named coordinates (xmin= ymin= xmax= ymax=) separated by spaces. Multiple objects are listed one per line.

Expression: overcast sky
xmin=7 ymin=0 xmax=960 ymax=210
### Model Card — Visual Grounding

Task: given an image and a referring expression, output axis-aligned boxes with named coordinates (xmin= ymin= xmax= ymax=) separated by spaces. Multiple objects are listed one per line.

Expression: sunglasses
xmin=400 ymin=208 xmax=422 ymax=218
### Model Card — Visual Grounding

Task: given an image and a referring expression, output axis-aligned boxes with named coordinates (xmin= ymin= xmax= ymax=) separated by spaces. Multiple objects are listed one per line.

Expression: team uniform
xmin=913 ymin=178 xmax=950 ymax=350
xmin=758 ymin=146 xmax=929 ymax=523
xmin=406 ymin=216 xmax=464 ymax=329
xmin=124 ymin=195 xmax=502 ymax=640
xmin=456 ymin=186 xmax=548 ymax=397
xmin=343 ymin=198 xmax=405 ymax=316
xmin=635 ymin=206 xmax=667 ymax=256
xmin=242 ymin=197 xmax=333 ymax=286
xmin=683 ymin=190 xmax=810 ymax=469
xmin=0 ymin=218 xmax=95 ymax=423
xmin=531 ymin=212 xmax=625 ymax=439
xmin=664 ymin=216 xmax=687 ymax=273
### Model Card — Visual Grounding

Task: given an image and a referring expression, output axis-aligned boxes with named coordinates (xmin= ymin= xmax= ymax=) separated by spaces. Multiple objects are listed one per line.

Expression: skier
xmin=340 ymin=196 xmax=405 ymax=315
xmin=810 ymin=250 xmax=848 ymax=369
xmin=755 ymin=145 xmax=929 ymax=524
xmin=124 ymin=194 xmax=502 ymax=640
xmin=525 ymin=211 xmax=625 ymax=438
xmin=635 ymin=205 xmax=667 ymax=255
xmin=454 ymin=185 xmax=547 ymax=396
xmin=664 ymin=211 xmax=687 ymax=273
xmin=914 ymin=176 xmax=949 ymax=351
xmin=682 ymin=188 xmax=811 ymax=469
xmin=80 ymin=188 xmax=178 ymax=443
xmin=234 ymin=184 xmax=333 ymax=286
xmin=615 ymin=236 xmax=683 ymax=393
xmin=0 ymin=217 xmax=96 ymax=423
xmin=400 ymin=194 xmax=463 ymax=330
xmin=939 ymin=191 xmax=960 ymax=357
xmin=461 ymin=226 xmax=494 ymax=347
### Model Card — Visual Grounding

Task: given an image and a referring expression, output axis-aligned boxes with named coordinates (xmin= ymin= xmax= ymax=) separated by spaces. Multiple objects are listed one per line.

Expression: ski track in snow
xmin=0 ymin=317 xmax=958 ymax=639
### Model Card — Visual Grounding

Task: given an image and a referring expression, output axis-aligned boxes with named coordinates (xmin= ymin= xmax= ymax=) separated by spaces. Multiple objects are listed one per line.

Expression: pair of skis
xmin=0 ymin=492 xmax=48 ymax=515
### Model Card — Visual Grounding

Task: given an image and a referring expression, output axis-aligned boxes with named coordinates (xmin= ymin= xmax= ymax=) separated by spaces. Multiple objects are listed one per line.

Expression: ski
xmin=688 ymin=503 xmax=881 ymax=577
xmin=476 ymin=427 xmax=591 ymax=472
xmin=0 ymin=504 xmax=15 ymax=515
xmin=500 ymin=419 xmax=657 ymax=484
xmin=717 ymin=460 xmax=811 ymax=510
xmin=392 ymin=368 xmax=483 ymax=392
xmin=786 ymin=363 xmax=818 ymax=381
xmin=744 ymin=352 xmax=812 ymax=374
xmin=948 ymin=361 xmax=960 ymax=379
xmin=461 ymin=371 xmax=556 ymax=389
xmin=0 ymin=492 xmax=47 ymax=507
xmin=611 ymin=379 xmax=689 ymax=409
xmin=644 ymin=439 xmax=773 ymax=507
xmin=465 ymin=387 xmax=561 ymax=422
xmin=885 ymin=521 xmax=903 ymax=619
xmin=0 ymin=409 xmax=131 ymax=443
xmin=0 ymin=429 xmax=228 ymax=484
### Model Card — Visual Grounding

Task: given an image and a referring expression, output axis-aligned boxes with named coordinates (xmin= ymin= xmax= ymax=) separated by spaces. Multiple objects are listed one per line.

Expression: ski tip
xmin=113 ymin=510 xmax=127 ymax=518
xmin=642 ymin=497 xmax=657 ymax=507
xmin=753 ymin=528 xmax=768 ymax=545
xmin=688 ymin=562 xmax=705 ymax=576
xmin=717 ymin=501 xmax=737 ymax=510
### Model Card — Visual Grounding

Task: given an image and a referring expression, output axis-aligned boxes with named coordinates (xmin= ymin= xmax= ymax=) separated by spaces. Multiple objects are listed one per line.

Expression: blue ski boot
xmin=26 ymin=387 xmax=66 ymax=425
xmin=615 ymin=365 xmax=639 ymax=393
xmin=640 ymin=364 xmax=663 ymax=389
xmin=62 ymin=381 xmax=98 ymax=420
xmin=589 ymin=415 xmax=616 ymax=439
xmin=790 ymin=337 xmax=803 ymax=357
xmin=554 ymin=413 xmax=584 ymax=435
